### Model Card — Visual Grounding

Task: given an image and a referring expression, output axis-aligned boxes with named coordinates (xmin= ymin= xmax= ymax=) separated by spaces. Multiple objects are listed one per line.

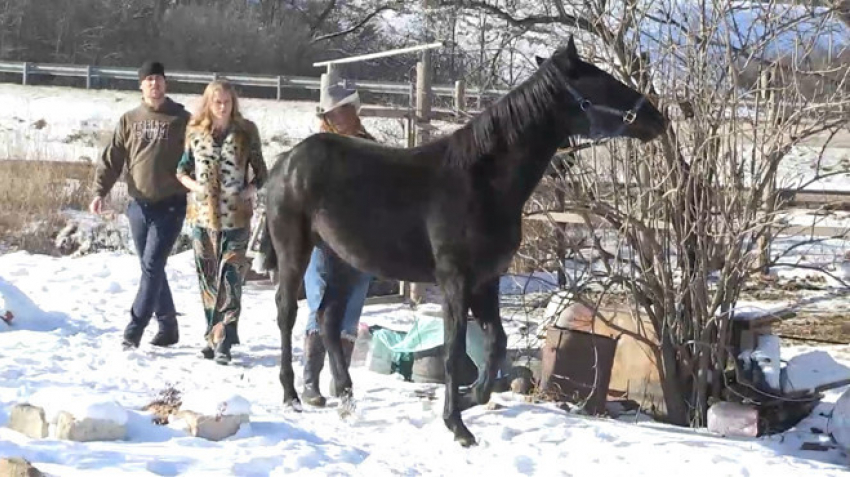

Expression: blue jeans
xmin=303 ymin=245 xmax=372 ymax=341
xmin=126 ymin=195 xmax=187 ymax=326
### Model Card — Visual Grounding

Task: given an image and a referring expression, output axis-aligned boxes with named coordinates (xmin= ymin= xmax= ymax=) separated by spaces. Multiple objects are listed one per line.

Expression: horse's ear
xmin=535 ymin=55 xmax=546 ymax=67
xmin=565 ymin=34 xmax=578 ymax=61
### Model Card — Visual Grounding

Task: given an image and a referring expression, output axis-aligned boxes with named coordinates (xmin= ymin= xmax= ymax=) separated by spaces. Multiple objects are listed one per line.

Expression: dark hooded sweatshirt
xmin=94 ymin=97 xmax=191 ymax=203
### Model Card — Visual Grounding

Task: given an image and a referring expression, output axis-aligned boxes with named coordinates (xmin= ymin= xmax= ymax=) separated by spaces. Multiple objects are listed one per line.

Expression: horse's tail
xmin=249 ymin=204 xmax=277 ymax=276
xmin=260 ymin=216 xmax=277 ymax=274
xmin=250 ymin=211 xmax=277 ymax=278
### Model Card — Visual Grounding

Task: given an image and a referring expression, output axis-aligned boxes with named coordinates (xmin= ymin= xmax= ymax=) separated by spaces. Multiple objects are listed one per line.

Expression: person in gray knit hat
xmin=90 ymin=60 xmax=191 ymax=350
xmin=248 ymin=80 xmax=375 ymax=403
xmin=300 ymin=80 xmax=375 ymax=407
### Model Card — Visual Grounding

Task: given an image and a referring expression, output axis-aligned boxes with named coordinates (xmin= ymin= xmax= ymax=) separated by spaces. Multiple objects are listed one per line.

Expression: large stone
xmin=0 ymin=457 xmax=44 ymax=477
xmin=6 ymin=404 xmax=48 ymax=439
xmin=178 ymin=410 xmax=249 ymax=441
xmin=54 ymin=411 xmax=127 ymax=442
xmin=707 ymin=402 xmax=759 ymax=438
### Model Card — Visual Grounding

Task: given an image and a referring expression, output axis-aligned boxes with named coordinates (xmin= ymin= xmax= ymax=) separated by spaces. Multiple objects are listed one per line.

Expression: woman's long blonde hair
xmin=189 ymin=80 xmax=246 ymax=134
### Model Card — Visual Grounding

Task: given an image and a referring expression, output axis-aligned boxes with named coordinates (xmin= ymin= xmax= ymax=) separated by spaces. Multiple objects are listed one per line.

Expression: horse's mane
xmin=442 ymin=57 xmax=570 ymax=168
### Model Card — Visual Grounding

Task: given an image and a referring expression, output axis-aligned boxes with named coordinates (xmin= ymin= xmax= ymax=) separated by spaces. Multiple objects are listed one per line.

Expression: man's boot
xmin=122 ymin=311 xmax=149 ymax=350
xmin=151 ymin=314 xmax=179 ymax=347
xmin=329 ymin=339 xmax=355 ymax=398
xmin=214 ymin=323 xmax=238 ymax=365
xmin=302 ymin=333 xmax=327 ymax=407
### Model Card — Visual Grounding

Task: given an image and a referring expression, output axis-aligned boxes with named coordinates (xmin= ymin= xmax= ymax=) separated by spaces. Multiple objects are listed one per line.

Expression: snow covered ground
xmin=1 ymin=249 xmax=850 ymax=476
xmin=0 ymin=82 xmax=438 ymax=167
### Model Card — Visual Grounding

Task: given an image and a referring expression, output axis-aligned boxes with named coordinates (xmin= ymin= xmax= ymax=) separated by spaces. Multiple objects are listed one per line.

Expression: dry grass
xmin=0 ymin=160 xmax=95 ymax=254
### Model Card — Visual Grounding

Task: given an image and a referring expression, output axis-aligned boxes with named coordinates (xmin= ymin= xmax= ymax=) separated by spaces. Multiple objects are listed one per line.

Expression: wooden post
xmin=407 ymin=74 xmax=416 ymax=148
xmin=415 ymin=59 xmax=432 ymax=145
xmin=454 ymin=79 xmax=466 ymax=116
xmin=85 ymin=65 xmax=92 ymax=89
xmin=276 ymin=75 xmax=283 ymax=101
xmin=409 ymin=0 xmax=435 ymax=305
xmin=21 ymin=62 xmax=28 ymax=85
xmin=319 ymin=64 xmax=337 ymax=110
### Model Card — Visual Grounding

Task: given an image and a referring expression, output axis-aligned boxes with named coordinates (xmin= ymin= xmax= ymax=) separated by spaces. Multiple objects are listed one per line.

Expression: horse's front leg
xmin=437 ymin=261 xmax=476 ymax=447
xmin=469 ymin=277 xmax=507 ymax=405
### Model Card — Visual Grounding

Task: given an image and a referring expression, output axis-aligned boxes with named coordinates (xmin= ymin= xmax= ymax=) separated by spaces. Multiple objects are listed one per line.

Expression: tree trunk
xmin=659 ymin=330 xmax=690 ymax=426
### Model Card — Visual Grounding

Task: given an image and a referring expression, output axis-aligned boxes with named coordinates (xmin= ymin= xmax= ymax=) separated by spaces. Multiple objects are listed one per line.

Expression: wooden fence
xmin=0 ymin=60 xmax=501 ymax=122
xmin=0 ymin=60 xmax=845 ymax=121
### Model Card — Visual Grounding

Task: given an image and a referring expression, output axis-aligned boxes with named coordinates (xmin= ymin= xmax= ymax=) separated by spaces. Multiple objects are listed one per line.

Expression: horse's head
xmin=536 ymin=35 xmax=667 ymax=142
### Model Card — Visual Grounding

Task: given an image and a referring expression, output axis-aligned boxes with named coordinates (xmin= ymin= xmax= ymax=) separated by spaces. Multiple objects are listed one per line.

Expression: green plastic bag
xmin=388 ymin=316 xmax=487 ymax=371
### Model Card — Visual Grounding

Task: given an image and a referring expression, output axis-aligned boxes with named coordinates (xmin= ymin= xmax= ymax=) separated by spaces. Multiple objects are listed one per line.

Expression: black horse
xmin=260 ymin=36 xmax=668 ymax=446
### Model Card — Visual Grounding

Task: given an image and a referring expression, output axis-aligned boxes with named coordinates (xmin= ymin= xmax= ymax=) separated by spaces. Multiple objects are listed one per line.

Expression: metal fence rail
xmin=0 ymin=60 xmax=505 ymax=101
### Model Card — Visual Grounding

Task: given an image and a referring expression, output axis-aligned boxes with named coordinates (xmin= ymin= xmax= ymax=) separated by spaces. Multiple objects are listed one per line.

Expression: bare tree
xmin=451 ymin=0 xmax=850 ymax=426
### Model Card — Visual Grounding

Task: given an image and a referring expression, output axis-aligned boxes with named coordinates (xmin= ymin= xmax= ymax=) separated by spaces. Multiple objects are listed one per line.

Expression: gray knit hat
xmin=317 ymin=83 xmax=360 ymax=117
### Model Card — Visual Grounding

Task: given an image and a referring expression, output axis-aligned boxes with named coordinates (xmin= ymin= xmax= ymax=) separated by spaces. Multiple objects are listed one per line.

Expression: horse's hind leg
xmin=436 ymin=261 xmax=476 ymax=447
xmin=469 ymin=278 xmax=507 ymax=405
xmin=271 ymin=214 xmax=312 ymax=409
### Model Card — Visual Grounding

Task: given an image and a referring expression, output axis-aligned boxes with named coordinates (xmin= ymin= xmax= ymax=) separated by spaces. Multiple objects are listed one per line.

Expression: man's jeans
xmin=303 ymin=245 xmax=371 ymax=341
xmin=126 ymin=195 xmax=187 ymax=326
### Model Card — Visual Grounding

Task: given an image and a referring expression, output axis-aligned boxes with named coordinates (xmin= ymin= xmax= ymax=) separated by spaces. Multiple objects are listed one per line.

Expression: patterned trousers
xmin=192 ymin=226 xmax=250 ymax=346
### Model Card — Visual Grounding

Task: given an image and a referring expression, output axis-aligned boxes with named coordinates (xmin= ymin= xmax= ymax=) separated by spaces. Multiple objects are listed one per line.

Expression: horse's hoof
xmin=338 ymin=393 xmax=356 ymax=419
xmin=455 ymin=432 xmax=477 ymax=447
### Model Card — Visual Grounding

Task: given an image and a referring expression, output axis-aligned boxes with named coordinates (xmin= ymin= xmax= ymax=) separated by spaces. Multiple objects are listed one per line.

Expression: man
xmin=90 ymin=60 xmax=191 ymax=349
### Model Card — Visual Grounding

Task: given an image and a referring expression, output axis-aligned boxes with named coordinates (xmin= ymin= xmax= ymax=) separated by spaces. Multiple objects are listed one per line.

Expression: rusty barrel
xmin=539 ymin=326 xmax=619 ymax=415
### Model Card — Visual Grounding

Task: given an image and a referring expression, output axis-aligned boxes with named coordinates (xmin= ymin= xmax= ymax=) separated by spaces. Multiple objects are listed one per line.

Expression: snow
xmin=830 ymin=388 xmax=850 ymax=450
xmin=180 ymin=389 xmax=252 ymax=417
xmin=23 ymin=388 xmax=129 ymax=426
xmin=0 ymin=83 xmax=426 ymax=165
xmin=0 ymin=274 xmax=77 ymax=333
xmin=752 ymin=334 xmax=783 ymax=391
xmin=1 ymin=248 xmax=850 ymax=474
xmin=783 ymin=350 xmax=850 ymax=395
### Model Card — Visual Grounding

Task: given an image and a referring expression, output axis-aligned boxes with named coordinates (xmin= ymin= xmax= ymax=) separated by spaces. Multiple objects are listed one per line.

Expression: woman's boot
xmin=302 ymin=333 xmax=327 ymax=407
xmin=214 ymin=323 xmax=238 ymax=365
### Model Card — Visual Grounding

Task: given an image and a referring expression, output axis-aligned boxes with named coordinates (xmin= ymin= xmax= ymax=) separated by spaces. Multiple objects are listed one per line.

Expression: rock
xmin=54 ymin=411 xmax=127 ymax=442
xmin=486 ymin=402 xmax=505 ymax=411
xmin=707 ymin=402 xmax=758 ymax=438
xmin=178 ymin=410 xmax=249 ymax=441
xmin=7 ymin=404 xmax=48 ymax=439
xmin=0 ymin=457 xmax=44 ymax=477
xmin=830 ymin=387 xmax=850 ymax=450
xmin=510 ymin=376 xmax=534 ymax=395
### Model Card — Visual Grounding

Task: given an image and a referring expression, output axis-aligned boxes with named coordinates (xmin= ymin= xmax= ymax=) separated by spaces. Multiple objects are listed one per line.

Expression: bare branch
xmin=437 ymin=0 xmax=597 ymax=33
xmin=310 ymin=5 xmax=399 ymax=44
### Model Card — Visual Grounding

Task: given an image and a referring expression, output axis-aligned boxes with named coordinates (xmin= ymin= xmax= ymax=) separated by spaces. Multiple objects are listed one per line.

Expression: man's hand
xmin=89 ymin=196 xmax=103 ymax=214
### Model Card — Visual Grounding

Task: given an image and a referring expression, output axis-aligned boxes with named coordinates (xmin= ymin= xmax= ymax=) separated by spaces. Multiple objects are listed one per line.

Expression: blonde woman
xmin=176 ymin=80 xmax=268 ymax=364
